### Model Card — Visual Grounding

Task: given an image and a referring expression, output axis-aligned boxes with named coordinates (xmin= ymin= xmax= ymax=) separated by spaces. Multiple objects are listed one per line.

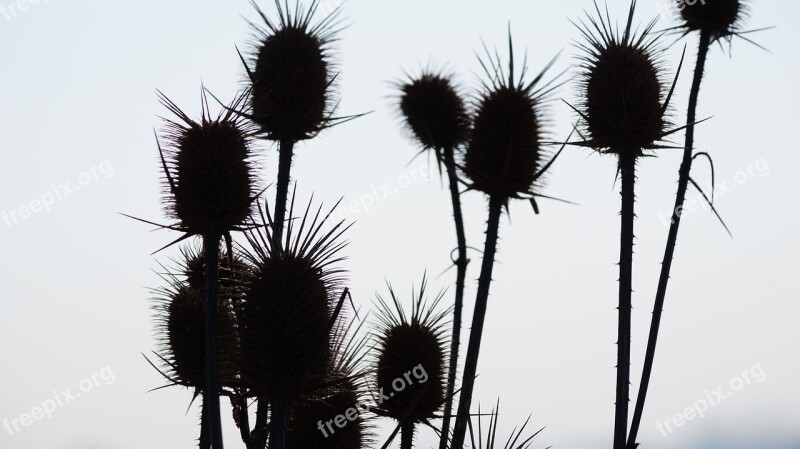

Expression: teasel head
xmin=236 ymin=194 xmax=351 ymax=400
xmin=571 ymin=1 xmax=681 ymax=160
xmin=463 ymin=31 xmax=564 ymax=206
xmin=241 ymin=0 xmax=344 ymax=141
xmin=678 ymin=0 xmax=749 ymax=44
xmin=371 ymin=276 xmax=450 ymax=426
xmin=286 ymin=317 xmax=372 ymax=449
xmin=155 ymin=89 xmax=260 ymax=241
xmin=151 ymin=245 xmax=248 ymax=390
xmin=397 ymin=69 xmax=470 ymax=162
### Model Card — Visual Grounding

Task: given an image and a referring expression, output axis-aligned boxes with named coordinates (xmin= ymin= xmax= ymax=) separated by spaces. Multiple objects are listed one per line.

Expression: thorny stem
xmin=273 ymin=138 xmax=295 ymax=248
xmin=268 ymin=395 xmax=289 ymax=449
xmin=401 ymin=421 xmax=415 ymax=449
xmin=250 ymin=399 xmax=269 ymax=449
xmin=627 ymin=30 xmax=711 ymax=449
xmin=203 ymin=233 xmax=224 ymax=449
xmin=451 ymin=195 xmax=503 ymax=449
xmin=200 ymin=397 xmax=210 ymax=449
xmin=440 ymin=146 xmax=469 ymax=449
xmin=614 ymin=153 xmax=636 ymax=449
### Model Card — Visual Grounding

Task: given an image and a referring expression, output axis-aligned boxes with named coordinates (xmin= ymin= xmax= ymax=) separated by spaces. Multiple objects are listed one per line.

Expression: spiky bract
xmin=372 ymin=277 xmax=449 ymax=423
xmin=574 ymin=1 xmax=673 ymax=158
xmin=245 ymin=0 xmax=342 ymax=141
xmin=398 ymin=71 xmax=470 ymax=155
xmin=158 ymin=91 xmax=259 ymax=236
xmin=237 ymin=197 xmax=350 ymax=399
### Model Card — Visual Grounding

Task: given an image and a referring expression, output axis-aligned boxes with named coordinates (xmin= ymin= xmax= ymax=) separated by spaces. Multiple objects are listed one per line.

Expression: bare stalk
xmin=203 ymin=233 xmax=224 ymax=449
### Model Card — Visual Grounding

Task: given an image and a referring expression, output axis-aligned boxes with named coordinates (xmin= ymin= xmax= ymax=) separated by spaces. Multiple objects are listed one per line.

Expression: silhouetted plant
xmin=237 ymin=195 xmax=351 ymax=449
xmin=627 ymin=1 xmax=764 ymax=447
xmin=450 ymin=33 xmax=563 ymax=449
xmin=570 ymin=2 xmax=682 ymax=448
xmin=151 ymin=90 xmax=260 ymax=449
xmin=241 ymin=0 xmax=346 ymax=246
xmin=149 ymin=246 xmax=248 ymax=448
xmin=396 ymin=69 xmax=471 ymax=449
xmin=371 ymin=276 xmax=449 ymax=449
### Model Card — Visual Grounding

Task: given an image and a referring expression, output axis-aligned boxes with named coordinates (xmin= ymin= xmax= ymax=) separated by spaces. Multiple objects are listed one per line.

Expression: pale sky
xmin=1 ymin=1 xmax=798 ymax=448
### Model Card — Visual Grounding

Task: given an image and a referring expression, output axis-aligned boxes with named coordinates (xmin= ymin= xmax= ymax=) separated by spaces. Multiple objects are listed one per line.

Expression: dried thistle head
xmin=151 ymin=246 xmax=246 ymax=390
xmin=573 ymin=1 xmax=675 ymax=159
xmin=397 ymin=70 xmax=470 ymax=155
xmin=157 ymin=90 xmax=259 ymax=237
xmin=678 ymin=0 xmax=748 ymax=42
xmin=463 ymin=33 xmax=560 ymax=200
xmin=237 ymin=196 xmax=350 ymax=399
xmin=287 ymin=378 xmax=369 ymax=449
xmin=372 ymin=276 xmax=449 ymax=424
xmin=244 ymin=0 xmax=342 ymax=141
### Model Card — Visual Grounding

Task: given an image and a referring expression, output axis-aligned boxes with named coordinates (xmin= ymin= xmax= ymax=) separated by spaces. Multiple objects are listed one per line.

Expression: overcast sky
xmin=1 ymin=1 xmax=798 ymax=448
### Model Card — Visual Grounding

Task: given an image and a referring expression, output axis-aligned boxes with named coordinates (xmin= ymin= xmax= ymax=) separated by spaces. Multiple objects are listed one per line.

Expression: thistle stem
xmin=614 ymin=154 xmax=637 ymax=449
xmin=451 ymin=195 xmax=503 ymax=449
xmin=268 ymin=395 xmax=290 ymax=449
xmin=250 ymin=399 xmax=269 ymax=449
xmin=200 ymin=397 xmax=210 ymax=449
xmin=627 ymin=30 xmax=711 ymax=448
xmin=273 ymin=138 xmax=295 ymax=248
xmin=203 ymin=232 xmax=224 ymax=449
xmin=440 ymin=146 xmax=469 ymax=449
xmin=401 ymin=421 xmax=415 ymax=449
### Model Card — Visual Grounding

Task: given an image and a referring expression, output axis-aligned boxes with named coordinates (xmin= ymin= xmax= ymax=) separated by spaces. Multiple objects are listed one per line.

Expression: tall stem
xmin=401 ymin=421 xmax=415 ymax=449
xmin=250 ymin=399 xmax=269 ymax=449
xmin=450 ymin=195 xmax=503 ymax=449
xmin=200 ymin=396 xmax=210 ymax=449
xmin=440 ymin=147 xmax=469 ymax=449
xmin=203 ymin=233 xmax=224 ymax=449
xmin=614 ymin=154 xmax=637 ymax=449
xmin=627 ymin=30 xmax=711 ymax=448
xmin=268 ymin=395 xmax=290 ymax=449
xmin=273 ymin=138 xmax=295 ymax=248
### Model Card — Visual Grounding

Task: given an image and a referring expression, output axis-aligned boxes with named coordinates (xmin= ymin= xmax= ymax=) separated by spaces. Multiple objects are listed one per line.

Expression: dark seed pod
xmin=152 ymin=246 xmax=245 ymax=389
xmin=463 ymin=37 xmax=558 ymax=200
xmin=287 ymin=379 xmax=367 ymax=449
xmin=237 ymin=198 xmax=349 ymax=399
xmin=679 ymin=0 xmax=746 ymax=41
xmin=246 ymin=0 xmax=341 ymax=141
xmin=398 ymin=72 xmax=470 ymax=154
xmin=575 ymin=2 xmax=671 ymax=157
xmin=158 ymin=91 xmax=258 ymax=235
xmin=372 ymin=277 xmax=449 ymax=423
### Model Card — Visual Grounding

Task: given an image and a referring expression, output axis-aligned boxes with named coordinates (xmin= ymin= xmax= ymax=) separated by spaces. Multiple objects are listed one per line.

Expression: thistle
xmin=570 ymin=3 xmax=680 ymax=448
xmin=372 ymin=277 xmax=449 ymax=449
xmin=628 ymin=1 xmax=761 ymax=446
xmin=242 ymin=0 xmax=344 ymax=245
xmin=237 ymin=195 xmax=350 ymax=449
xmin=396 ymin=69 xmax=470 ymax=449
xmin=451 ymin=32 xmax=563 ymax=449
xmin=151 ymin=90 xmax=259 ymax=449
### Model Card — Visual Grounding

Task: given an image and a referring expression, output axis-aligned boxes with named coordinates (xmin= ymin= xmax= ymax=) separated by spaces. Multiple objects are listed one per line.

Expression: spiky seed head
xmin=576 ymin=2 xmax=670 ymax=158
xmin=463 ymin=35 xmax=557 ymax=200
xmin=248 ymin=1 xmax=340 ymax=141
xmin=287 ymin=380 xmax=367 ymax=449
xmin=153 ymin=247 xmax=244 ymax=390
xmin=465 ymin=86 xmax=543 ymax=199
xmin=237 ymin=197 xmax=349 ymax=399
xmin=372 ymin=279 xmax=449 ymax=423
xmin=679 ymin=0 xmax=745 ymax=41
xmin=399 ymin=72 xmax=469 ymax=153
xmin=159 ymin=91 xmax=258 ymax=235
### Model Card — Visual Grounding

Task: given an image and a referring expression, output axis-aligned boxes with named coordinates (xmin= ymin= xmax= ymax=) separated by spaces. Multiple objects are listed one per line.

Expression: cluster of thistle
xmin=143 ymin=2 xmax=455 ymax=449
